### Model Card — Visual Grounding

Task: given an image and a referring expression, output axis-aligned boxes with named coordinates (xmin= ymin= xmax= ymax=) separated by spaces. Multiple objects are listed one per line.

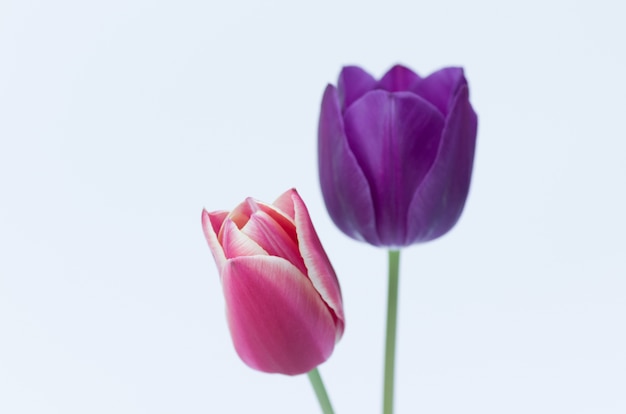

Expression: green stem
xmin=383 ymin=250 xmax=401 ymax=414
xmin=308 ymin=367 xmax=335 ymax=414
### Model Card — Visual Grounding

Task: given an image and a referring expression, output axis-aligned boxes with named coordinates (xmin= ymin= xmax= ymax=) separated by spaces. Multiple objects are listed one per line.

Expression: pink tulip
xmin=202 ymin=189 xmax=344 ymax=375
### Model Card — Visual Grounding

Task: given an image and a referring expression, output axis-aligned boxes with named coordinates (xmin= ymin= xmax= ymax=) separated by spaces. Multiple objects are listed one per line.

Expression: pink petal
xmin=223 ymin=195 xmax=299 ymax=248
xmin=222 ymin=256 xmax=337 ymax=375
xmin=218 ymin=197 xmax=274 ymax=242
xmin=221 ymin=218 xmax=267 ymax=259
xmin=201 ymin=209 xmax=229 ymax=272
xmin=290 ymin=189 xmax=345 ymax=341
xmin=222 ymin=198 xmax=256 ymax=231
xmin=272 ymin=189 xmax=296 ymax=219
xmin=254 ymin=201 xmax=298 ymax=246
xmin=240 ymin=210 xmax=307 ymax=274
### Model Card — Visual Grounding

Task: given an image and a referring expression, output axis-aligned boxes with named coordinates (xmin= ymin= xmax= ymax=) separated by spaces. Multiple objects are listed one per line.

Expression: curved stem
xmin=383 ymin=250 xmax=401 ymax=414
xmin=308 ymin=367 xmax=335 ymax=414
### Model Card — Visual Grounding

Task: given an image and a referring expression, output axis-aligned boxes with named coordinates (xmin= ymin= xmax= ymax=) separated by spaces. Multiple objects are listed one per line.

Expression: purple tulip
xmin=202 ymin=189 xmax=344 ymax=375
xmin=318 ymin=64 xmax=478 ymax=247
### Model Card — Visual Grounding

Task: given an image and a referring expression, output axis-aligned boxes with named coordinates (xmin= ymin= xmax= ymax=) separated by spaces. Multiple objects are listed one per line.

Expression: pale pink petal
xmin=218 ymin=197 xmax=257 ymax=242
xmin=221 ymin=218 xmax=268 ymax=259
xmin=201 ymin=209 xmax=228 ymax=272
xmin=255 ymin=200 xmax=298 ymax=245
xmin=221 ymin=196 xmax=299 ymax=247
xmin=290 ymin=189 xmax=345 ymax=341
xmin=272 ymin=189 xmax=296 ymax=219
xmin=241 ymin=211 xmax=307 ymax=274
xmin=222 ymin=256 xmax=337 ymax=375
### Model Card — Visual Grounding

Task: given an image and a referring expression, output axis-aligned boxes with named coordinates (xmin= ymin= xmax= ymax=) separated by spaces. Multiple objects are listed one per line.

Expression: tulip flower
xmin=318 ymin=64 xmax=478 ymax=247
xmin=201 ymin=188 xmax=344 ymax=376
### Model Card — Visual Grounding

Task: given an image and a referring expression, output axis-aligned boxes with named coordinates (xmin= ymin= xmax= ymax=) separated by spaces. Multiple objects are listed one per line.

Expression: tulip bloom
xmin=202 ymin=189 xmax=344 ymax=375
xmin=318 ymin=64 xmax=478 ymax=247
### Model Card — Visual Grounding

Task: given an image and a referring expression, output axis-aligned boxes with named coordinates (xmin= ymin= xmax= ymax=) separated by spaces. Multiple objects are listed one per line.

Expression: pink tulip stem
xmin=307 ymin=367 xmax=335 ymax=414
xmin=383 ymin=250 xmax=401 ymax=414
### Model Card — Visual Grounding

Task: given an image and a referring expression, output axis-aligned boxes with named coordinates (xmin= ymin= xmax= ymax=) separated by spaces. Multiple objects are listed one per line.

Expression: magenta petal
xmin=377 ymin=65 xmax=422 ymax=93
xmin=221 ymin=218 xmax=267 ymax=259
xmin=406 ymin=85 xmax=478 ymax=243
xmin=337 ymin=66 xmax=377 ymax=110
xmin=343 ymin=90 xmax=445 ymax=246
xmin=413 ymin=67 xmax=466 ymax=116
xmin=241 ymin=210 xmax=307 ymax=274
xmin=222 ymin=256 xmax=336 ymax=375
xmin=290 ymin=189 xmax=344 ymax=340
xmin=202 ymin=209 xmax=229 ymax=272
xmin=253 ymin=201 xmax=298 ymax=246
xmin=222 ymin=198 xmax=256 ymax=232
xmin=318 ymin=85 xmax=379 ymax=245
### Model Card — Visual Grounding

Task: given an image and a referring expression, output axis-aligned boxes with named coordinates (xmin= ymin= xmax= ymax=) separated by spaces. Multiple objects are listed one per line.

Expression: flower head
xmin=202 ymin=189 xmax=344 ymax=375
xmin=318 ymin=64 xmax=478 ymax=247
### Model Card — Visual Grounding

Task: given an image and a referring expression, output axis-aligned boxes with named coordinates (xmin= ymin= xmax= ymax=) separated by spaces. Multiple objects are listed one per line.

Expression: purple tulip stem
xmin=383 ymin=250 xmax=401 ymax=414
xmin=307 ymin=367 xmax=335 ymax=414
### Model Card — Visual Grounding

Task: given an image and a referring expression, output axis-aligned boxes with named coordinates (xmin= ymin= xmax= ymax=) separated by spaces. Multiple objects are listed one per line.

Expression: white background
xmin=1 ymin=0 xmax=625 ymax=413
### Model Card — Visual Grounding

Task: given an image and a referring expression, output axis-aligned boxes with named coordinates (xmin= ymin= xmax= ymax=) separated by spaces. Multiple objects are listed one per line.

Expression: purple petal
xmin=219 ymin=198 xmax=256 ymax=241
xmin=222 ymin=256 xmax=337 ymax=375
xmin=337 ymin=66 xmax=377 ymax=110
xmin=318 ymin=85 xmax=380 ymax=245
xmin=406 ymin=84 xmax=478 ymax=243
xmin=290 ymin=189 xmax=344 ymax=341
xmin=412 ymin=67 xmax=466 ymax=116
xmin=377 ymin=65 xmax=422 ymax=93
xmin=343 ymin=90 xmax=445 ymax=246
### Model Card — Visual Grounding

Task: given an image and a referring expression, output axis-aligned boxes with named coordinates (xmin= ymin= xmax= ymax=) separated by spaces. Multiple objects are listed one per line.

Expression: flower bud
xmin=318 ymin=65 xmax=478 ymax=247
xmin=202 ymin=189 xmax=344 ymax=375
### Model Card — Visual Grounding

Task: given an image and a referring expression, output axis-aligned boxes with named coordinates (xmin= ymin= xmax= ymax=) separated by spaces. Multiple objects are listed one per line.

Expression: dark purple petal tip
xmin=337 ymin=66 xmax=377 ymax=110
xmin=413 ymin=67 xmax=467 ymax=116
xmin=378 ymin=64 xmax=422 ymax=93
